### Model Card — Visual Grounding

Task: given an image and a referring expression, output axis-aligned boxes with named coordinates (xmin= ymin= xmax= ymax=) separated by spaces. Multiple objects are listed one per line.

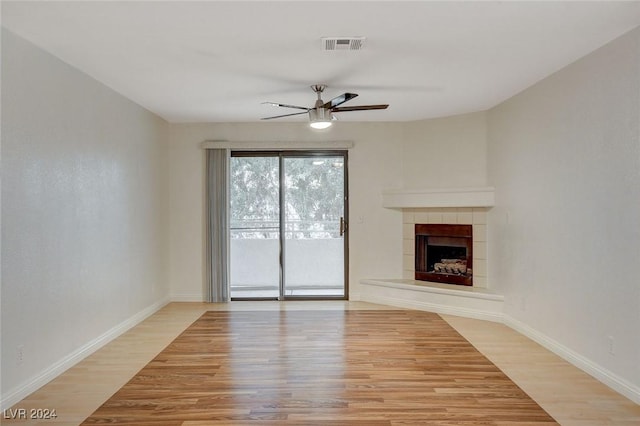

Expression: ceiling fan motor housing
xmin=309 ymin=107 xmax=332 ymax=122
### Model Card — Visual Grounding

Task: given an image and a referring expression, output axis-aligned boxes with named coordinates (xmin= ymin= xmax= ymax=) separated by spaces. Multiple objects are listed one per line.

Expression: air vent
xmin=322 ymin=37 xmax=366 ymax=51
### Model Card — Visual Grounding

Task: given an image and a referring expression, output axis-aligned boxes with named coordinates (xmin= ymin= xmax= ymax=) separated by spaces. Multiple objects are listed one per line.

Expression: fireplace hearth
xmin=415 ymin=224 xmax=473 ymax=286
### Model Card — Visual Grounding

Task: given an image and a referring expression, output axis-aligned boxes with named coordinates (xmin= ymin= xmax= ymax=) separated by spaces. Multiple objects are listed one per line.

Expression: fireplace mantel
xmin=382 ymin=186 xmax=495 ymax=209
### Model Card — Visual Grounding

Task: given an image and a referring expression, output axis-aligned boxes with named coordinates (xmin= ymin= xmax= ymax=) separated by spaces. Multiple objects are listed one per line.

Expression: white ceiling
xmin=3 ymin=1 xmax=640 ymax=123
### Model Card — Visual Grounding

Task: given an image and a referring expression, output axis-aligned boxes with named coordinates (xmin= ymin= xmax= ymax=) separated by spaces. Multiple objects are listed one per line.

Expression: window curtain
xmin=205 ymin=148 xmax=230 ymax=302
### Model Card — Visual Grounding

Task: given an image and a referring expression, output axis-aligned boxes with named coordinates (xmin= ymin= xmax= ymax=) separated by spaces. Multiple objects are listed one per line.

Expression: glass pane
xmin=229 ymin=156 xmax=280 ymax=298
xmin=283 ymin=156 xmax=345 ymax=297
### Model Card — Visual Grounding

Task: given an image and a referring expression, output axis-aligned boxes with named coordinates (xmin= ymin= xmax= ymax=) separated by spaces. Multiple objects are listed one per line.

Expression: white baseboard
xmin=348 ymin=290 xmax=361 ymax=301
xmin=0 ymin=296 xmax=170 ymax=410
xmin=503 ymin=315 xmax=640 ymax=405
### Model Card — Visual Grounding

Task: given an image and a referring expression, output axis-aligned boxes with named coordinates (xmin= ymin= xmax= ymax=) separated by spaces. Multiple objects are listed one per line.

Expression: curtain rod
xmin=201 ymin=140 xmax=354 ymax=150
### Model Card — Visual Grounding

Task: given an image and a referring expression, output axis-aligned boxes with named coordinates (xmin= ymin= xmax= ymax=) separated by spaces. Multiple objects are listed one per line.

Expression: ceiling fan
xmin=261 ymin=85 xmax=389 ymax=129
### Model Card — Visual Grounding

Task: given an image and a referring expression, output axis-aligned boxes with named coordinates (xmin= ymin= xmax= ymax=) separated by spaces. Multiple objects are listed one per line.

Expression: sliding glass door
xmin=283 ymin=156 xmax=346 ymax=297
xmin=229 ymin=151 xmax=348 ymax=300
xmin=229 ymin=155 xmax=281 ymax=298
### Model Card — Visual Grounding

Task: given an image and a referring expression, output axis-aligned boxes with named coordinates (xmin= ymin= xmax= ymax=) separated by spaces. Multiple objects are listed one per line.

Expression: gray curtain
xmin=205 ymin=148 xmax=230 ymax=302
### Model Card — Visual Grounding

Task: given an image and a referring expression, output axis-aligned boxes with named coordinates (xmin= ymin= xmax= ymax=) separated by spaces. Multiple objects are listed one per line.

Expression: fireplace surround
xmin=415 ymin=224 xmax=473 ymax=286
xmin=401 ymin=207 xmax=488 ymax=288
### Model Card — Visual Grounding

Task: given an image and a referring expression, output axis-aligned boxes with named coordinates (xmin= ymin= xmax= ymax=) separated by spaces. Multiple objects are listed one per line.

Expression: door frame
xmin=229 ymin=150 xmax=349 ymax=301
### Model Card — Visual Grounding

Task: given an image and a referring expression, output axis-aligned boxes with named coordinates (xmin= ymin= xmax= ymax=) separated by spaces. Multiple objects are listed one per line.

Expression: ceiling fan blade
xmin=331 ymin=104 xmax=389 ymax=112
xmin=322 ymin=93 xmax=358 ymax=109
xmin=262 ymin=102 xmax=309 ymax=111
xmin=261 ymin=111 xmax=309 ymax=120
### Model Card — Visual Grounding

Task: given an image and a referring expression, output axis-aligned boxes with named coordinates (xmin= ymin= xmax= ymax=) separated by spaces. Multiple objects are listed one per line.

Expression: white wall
xmin=168 ymin=122 xmax=405 ymax=301
xmin=487 ymin=27 xmax=640 ymax=395
xmin=402 ymin=111 xmax=488 ymax=188
xmin=1 ymin=30 xmax=170 ymax=405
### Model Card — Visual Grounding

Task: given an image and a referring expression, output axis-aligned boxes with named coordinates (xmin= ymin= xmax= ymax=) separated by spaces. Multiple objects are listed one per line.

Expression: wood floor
xmin=4 ymin=301 xmax=640 ymax=425
xmin=82 ymin=309 xmax=556 ymax=425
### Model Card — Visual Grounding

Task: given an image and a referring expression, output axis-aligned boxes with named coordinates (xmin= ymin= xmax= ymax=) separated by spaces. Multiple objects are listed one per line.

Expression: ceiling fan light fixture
xmin=309 ymin=108 xmax=333 ymax=129
xmin=310 ymin=120 xmax=332 ymax=129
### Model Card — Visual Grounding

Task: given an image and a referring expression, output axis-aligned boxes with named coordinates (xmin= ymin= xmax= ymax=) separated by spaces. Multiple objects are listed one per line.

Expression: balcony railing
xmin=229 ymin=219 xmax=344 ymax=296
xmin=230 ymin=219 xmax=341 ymax=239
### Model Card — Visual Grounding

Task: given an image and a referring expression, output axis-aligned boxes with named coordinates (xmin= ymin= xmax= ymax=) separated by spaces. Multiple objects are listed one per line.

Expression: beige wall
xmin=1 ymin=30 xmax=170 ymax=404
xmin=487 ymin=27 xmax=640 ymax=395
xmin=402 ymin=111 xmax=488 ymax=188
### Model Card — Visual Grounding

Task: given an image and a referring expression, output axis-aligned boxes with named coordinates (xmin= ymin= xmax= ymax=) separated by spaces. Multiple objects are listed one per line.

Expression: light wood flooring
xmin=82 ymin=309 xmax=556 ymax=425
xmin=4 ymin=301 xmax=640 ymax=425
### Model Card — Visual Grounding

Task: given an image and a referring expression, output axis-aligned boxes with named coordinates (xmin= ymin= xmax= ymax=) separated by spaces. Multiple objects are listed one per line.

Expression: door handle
xmin=339 ymin=216 xmax=347 ymax=236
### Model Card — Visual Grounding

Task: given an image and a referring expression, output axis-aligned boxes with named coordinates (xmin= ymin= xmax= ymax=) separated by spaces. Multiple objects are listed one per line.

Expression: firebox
xmin=415 ymin=224 xmax=473 ymax=286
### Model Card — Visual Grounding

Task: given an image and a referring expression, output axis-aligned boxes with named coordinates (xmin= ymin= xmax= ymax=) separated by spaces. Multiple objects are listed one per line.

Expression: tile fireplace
xmin=402 ymin=207 xmax=488 ymax=289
